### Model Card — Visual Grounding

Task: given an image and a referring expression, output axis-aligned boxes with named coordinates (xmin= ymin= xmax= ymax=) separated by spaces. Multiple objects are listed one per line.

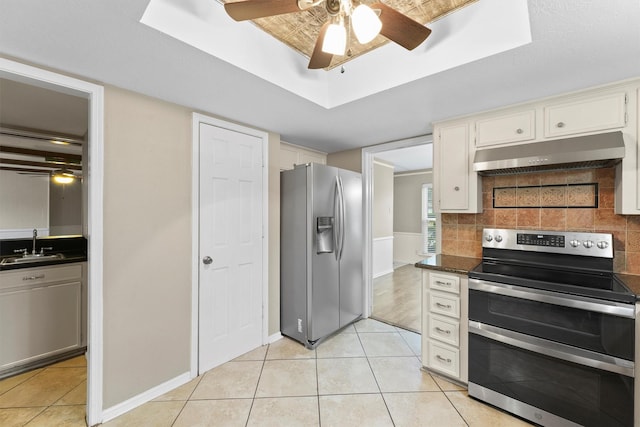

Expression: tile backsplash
xmin=441 ymin=167 xmax=640 ymax=274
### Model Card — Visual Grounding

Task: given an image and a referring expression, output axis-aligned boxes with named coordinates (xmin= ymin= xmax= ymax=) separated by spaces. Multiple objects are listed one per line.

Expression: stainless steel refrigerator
xmin=280 ymin=163 xmax=363 ymax=348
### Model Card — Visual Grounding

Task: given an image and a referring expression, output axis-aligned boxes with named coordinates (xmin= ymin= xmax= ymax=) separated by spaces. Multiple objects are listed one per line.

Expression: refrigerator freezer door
xmin=309 ymin=164 xmax=341 ymax=341
xmin=338 ymin=169 xmax=364 ymax=327
xmin=280 ymin=166 xmax=310 ymax=343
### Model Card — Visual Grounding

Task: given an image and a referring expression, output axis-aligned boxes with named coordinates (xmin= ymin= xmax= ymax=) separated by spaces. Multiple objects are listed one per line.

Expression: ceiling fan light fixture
xmin=322 ymin=22 xmax=347 ymax=55
xmin=351 ymin=4 xmax=382 ymax=44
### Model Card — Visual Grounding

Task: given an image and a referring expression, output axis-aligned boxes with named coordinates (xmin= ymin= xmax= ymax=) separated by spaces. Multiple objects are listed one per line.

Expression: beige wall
xmin=394 ymin=171 xmax=432 ymax=234
xmin=373 ymin=161 xmax=394 ymax=238
xmin=102 ymin=85 xmax=283 ymax=408
xmin=268 ymin=132 xmax=281 ymax=335
xmin=103 ymin=86 xmax=193 ymax=407
xmin=327 ymin=148 xmax=362 ymax=173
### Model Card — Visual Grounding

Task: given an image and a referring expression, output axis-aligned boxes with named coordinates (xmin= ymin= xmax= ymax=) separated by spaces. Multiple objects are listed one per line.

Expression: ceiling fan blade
xmin=371 ymin=2 xmax=432 ymax=50
xmin=308 ymin=22 xmax=333 ymax=69
xmin=224 ymin=0 xmax=301 ymax=21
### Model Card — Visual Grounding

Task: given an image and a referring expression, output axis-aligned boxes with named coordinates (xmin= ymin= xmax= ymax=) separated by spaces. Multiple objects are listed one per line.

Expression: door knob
xmin=202 ymin=256 xmax=213 ymax=265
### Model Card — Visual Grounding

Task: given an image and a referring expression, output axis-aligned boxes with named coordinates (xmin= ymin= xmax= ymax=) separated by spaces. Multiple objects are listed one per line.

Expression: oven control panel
xmin=482 ymin=228 xmax=613 ymax=258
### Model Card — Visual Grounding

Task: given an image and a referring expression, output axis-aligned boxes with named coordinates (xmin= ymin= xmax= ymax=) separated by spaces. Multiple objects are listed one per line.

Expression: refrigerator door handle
xmin=334 ymin=176 xmax=341 ymax=260
xmin=338 ymin=176 xmax=346 ymax=261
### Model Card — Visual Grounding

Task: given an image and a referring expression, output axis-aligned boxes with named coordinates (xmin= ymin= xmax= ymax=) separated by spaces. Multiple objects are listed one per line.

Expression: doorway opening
xmin=0 ymin=58 xmax=104 ymax=425
xmin=362 ymin=136 xmax=433 ymax=333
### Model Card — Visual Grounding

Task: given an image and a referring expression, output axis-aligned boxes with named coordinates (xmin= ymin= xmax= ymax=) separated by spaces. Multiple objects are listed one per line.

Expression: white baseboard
xmin=373 ymin=268 xmax=394 ymax=279
xmin=268 ymin=332 xmax=282 ymax=344
xmin=101 ymin=371 xmax=192 ymax=423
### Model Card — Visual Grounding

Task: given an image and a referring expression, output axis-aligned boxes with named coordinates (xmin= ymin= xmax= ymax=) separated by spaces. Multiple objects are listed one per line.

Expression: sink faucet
xmin=32 ymin=229 xmax=37 ymax=255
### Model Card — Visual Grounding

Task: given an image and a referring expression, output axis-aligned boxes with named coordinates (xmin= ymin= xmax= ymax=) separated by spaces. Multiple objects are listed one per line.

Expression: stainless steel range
xmin=468 ymin=228 xmax=635 ymax=427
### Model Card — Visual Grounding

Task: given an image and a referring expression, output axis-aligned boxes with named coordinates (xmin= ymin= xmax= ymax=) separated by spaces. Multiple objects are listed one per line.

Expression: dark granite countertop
xmin=0 ymin=254 xmax=87 ymax=271
xmin=615 ymin=274 xmax=640 ymax=301
xmin=415 ymin=255 xmax=640 ymax=301
xmin=414 ymin=255 xmax=481 ymax=275
xmin=0 ymin=236 xmax=87 ymax=271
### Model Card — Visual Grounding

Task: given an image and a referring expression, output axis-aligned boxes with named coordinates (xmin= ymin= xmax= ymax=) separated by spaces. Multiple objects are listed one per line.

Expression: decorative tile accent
xmin=440 ymin=167 xmax=640 ymax=274
xmin=493 ymin=184 xmax=598 ymax=208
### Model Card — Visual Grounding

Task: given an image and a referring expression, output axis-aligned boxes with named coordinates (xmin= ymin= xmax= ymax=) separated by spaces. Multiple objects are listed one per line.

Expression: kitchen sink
xmin=0 ymin=253 xmax=66 ymax=265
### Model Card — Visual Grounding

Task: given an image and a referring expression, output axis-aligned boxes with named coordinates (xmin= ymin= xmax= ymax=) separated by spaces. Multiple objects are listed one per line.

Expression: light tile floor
xmin=0 ymin=355 xmax=87 ymax=426
xmin=0 ymin=319 xmax=534 ymax=426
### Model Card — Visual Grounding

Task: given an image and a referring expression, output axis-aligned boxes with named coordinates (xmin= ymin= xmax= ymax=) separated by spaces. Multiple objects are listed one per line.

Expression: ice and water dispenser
xmin=316 ymin=216 xmax=334 ymax=254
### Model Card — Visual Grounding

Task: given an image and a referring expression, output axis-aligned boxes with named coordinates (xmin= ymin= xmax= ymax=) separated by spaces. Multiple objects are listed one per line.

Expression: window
xmin=422 ymin=183 xmax=436 ymax=254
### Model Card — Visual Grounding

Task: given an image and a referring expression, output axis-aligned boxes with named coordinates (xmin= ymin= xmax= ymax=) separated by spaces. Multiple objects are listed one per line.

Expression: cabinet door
xmin=0 ymin=282 xmax=81 ymax=369
xmin=476 ymin=110 xmax=536 ymax=147
xmin=438 ymin=123 xmax=470 ymax=210
xmin=299 ymin=151 xmax=326 ymax=165
xmin=279 ymin=145 xmax=298 ymax=171
xmin=544 ymin=91 xmax=627 ymax=138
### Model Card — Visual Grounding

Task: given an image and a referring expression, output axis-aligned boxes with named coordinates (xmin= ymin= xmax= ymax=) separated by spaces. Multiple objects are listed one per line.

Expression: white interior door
xmin=198 ymin=122 xmax=263 ymax=373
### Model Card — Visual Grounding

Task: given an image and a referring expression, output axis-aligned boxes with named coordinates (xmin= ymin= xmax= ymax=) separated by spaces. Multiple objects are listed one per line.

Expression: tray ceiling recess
xmin=222 ymin=0 xmax=477 ymax=70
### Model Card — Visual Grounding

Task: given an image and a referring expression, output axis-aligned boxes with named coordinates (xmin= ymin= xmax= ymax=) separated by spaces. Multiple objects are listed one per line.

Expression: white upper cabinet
xmin=433 ymin=78 xmax=640 ymax=214
xmin=476 ymin=109 xmax=536 ymax=147
xmin=279 ymin=142 xmax=326 ymax=171
xmin=544 ymin=91 xmax=628 ymax=138
xmin=434 ymin=122 xmax=482 ymax=213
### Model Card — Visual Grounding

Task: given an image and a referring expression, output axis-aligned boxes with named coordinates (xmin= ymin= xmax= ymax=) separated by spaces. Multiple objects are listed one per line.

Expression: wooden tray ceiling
xmin=222 ymin=0 xmax=477 ymax=69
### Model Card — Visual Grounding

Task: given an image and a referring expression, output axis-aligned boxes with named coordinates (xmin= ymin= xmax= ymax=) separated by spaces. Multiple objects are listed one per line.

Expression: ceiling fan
xmin=223 ymin=0 xmax=432 ymax=69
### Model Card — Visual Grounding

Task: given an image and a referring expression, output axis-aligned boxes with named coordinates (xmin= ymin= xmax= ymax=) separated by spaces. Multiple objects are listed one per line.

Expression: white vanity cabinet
xmin=422 ymin=270 xmax=468 ymax=383
xmin=0 ymin=263 xmax=84 ymax=375
xmin=433 ymin=121 xmax=482 ymax=213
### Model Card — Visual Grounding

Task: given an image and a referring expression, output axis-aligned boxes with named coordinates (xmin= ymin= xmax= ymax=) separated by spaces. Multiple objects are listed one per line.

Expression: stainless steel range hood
xmin=473 ymin=131 xmax=625 ymax=176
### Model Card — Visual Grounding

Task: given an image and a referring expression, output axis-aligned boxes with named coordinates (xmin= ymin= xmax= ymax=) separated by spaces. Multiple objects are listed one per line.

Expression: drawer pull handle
xmin=516 ymin=128 xmax=523 ymax=134
xmin=23 ymin=274 xmax=45 ymax=281
xmin=435 ymin=302 xmax=452 ymax=309
xmin=435 ymin=327 xmax=451 ymax=335
xmin=435 ymin=281 xmax=451 ymax=286
xmin=556 ymin=121 xmax=565 ymax=128
xmin=436 ymin=355 xmax=452 ymax=364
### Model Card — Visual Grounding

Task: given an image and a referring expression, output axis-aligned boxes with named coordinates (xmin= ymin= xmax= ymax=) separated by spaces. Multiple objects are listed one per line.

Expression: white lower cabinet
xmin=0 ymin=263 xmax=84 ymax=374
xmin=422 ymin=270 xmax=468 ymax=384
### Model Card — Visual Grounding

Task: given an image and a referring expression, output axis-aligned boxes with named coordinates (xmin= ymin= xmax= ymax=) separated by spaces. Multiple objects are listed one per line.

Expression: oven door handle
xmin=469 ymin=321 xmax=635 ymax=377
xmin=468 ymin=278 xmax=635 ymax=319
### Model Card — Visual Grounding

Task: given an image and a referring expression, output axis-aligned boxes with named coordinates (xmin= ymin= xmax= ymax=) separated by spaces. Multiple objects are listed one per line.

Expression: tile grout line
xmin=355 ymin=323 xmax=396 ymax=427
xmin=315 ymin=344 xmax=322 ymax=427
xmin=243 ymin=343 xmax=269 ymax=427
xmin=168 ymin=360 xmax=208 ymax=427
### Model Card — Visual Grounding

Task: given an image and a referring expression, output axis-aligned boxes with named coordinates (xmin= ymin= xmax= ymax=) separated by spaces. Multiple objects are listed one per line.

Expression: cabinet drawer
xmin=544 ymin=91 xmax=627 ymax=138
xmin=428 ymin=315 xmax=459 ymax=347
xmin=0 ymin=264 xmax=82 ymax=291
xmin=429 ymin=293 xmax=460 ymax=319
xmin=476 ymin=110 xmax=536 ymax=147
xmin=429 ymin=273 xmax=460 ymax=295
xmin=428 ymin=341 xmax=460 ymax=378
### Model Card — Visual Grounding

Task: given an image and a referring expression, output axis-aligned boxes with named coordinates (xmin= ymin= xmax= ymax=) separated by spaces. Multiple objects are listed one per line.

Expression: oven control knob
xmin=597 ymin=241 xmax=609 ymax=250
xmin=570 ymin=240 xmax=580 ymax=248
xmin=485 ymin=235 xmax=493 ymax=242
xmin=583 ymin=240 xmax=594 ymax=249
xmin=495 ymin=235 xmax=503 ymax=243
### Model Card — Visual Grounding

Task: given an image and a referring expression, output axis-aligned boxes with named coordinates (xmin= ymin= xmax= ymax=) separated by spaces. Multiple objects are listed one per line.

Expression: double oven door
xmin=468 ymin=278 xmax=635 ymax=427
